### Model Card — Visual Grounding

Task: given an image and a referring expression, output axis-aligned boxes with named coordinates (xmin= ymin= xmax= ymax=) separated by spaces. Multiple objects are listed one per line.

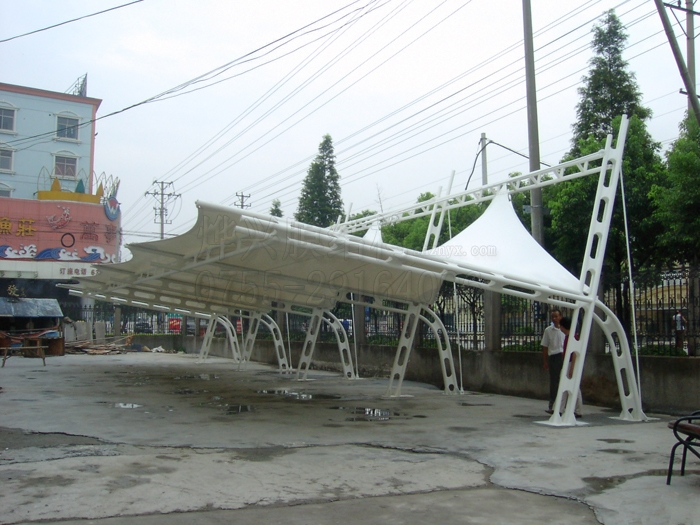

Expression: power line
xmin=131 ymin=1 xmax=666 ymax=237
xmin=5 ymin=0 xmax=374 ymax=151
xmin=0 ymin=0 xmax=144 ymax=44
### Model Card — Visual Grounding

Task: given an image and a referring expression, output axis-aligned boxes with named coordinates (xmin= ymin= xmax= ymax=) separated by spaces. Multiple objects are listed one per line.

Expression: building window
xmin=57 ymin=116 xmax=79 ymax=140
xmin=55 ymin=155 xmax=77 ymax=178
xmin=0 ymin=182 xmax=13 ymax=197
xmin=0 ymin=148 xmax=12 ymax=172
xmin=0 ymin=108 xmax=15 ymax=132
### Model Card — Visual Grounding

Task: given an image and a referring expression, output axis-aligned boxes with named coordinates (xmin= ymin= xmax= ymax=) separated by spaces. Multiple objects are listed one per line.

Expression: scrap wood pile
xmin=65 ymin=335 xmax=134 ymax=355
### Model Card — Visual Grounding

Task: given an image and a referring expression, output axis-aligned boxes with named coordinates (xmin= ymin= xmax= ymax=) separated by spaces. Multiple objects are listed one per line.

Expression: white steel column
xmin=216 ymin=316 xmax=242 ymax=362
xmin=419 ymin=307 xmax=459 ymax=394
xmin=386 ymin=303 xmax=422 ymax=397
xmin=546 ymin=116 xmax=639 ymax=426
xmin=197 ymin=317 xmax=217 ymax=362
xmin=239 ymin=312 xmax=260 ymax=369
xmin=259 ymin=313 xmax=291 ymax=373
xmin=322 ymin=310 xmax=357 ymax=379
xmin=594 ymin=301 xmax=646 ymax=421
xmin=296 ymin=308 xmax=324 ymax=381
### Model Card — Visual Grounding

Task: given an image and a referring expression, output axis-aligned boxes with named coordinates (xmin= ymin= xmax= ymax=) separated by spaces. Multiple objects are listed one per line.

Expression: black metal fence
xmin=60 ymin=265 xmax=698 ymax=356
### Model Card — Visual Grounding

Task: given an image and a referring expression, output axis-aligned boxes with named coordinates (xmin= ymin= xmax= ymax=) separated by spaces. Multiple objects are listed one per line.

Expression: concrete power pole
xmin=688 ymin=0 xmax=696 ymax=114
xmin=522 ymin=0 xmax=544 ymax=247
xmin=655 ymin=0 xmax=700 ymax=125
xmin=145 ymin=181 xmax=180 ymax=240
xmin=234 ymin=192 xmax=251 ymax=209
xmin=480 ymin=134 xmax=502 ymax=351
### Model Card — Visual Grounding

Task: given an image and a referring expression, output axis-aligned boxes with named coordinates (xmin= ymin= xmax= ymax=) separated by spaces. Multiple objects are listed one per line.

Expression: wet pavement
xmin=0 ymin=352 xmax=696 ymax=525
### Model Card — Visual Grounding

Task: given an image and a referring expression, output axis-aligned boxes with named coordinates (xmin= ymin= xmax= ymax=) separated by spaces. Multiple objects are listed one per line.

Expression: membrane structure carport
xmin=66 ymin=116 xmax=645 ymax=427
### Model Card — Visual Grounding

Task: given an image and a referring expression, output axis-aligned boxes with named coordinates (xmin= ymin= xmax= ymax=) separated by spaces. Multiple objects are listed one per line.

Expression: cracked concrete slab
xmin=0 ymin=353 xmax=695 ymax=524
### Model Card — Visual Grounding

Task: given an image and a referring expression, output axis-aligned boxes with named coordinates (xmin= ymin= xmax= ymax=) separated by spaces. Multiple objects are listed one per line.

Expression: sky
xmin=1 ymin=0 xmax=692 ymax=258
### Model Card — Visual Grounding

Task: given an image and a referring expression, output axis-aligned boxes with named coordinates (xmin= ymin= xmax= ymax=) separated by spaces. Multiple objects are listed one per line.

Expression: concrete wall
xmin=132 ymin=335 xmax=700 ymax=415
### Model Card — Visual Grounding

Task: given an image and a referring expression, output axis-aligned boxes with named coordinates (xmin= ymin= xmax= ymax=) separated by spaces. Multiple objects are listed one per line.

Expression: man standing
xmin=541 ymin=309 xmax=565 ymax=415
xmin=673 ymin=309 xmax=687 ymax=351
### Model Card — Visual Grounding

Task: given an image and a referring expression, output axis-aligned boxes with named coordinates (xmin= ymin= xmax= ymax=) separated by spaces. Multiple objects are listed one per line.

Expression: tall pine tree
xmin=269 ymin=199 xmax=283 ymax=217
xmin=570 ymin=10 xmax=650 ymax=153
xmin=545 ymin=10 xmax=666 ymax=335
xmin=295 ymin=134 xmax=343 ymax=227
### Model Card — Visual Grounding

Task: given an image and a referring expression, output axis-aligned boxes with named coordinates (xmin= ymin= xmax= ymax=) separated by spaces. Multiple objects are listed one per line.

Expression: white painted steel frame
xmin=62 ymin=117 xmax=645 ymax=425
xmin=198 ymin=315 xmax=241 ymax=363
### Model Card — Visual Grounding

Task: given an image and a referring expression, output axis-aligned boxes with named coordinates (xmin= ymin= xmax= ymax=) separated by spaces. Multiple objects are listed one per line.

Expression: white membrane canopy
xmin=426 ymin=191 xmax=580 ymax=294
xmin=71 ymin=203 xmax=447 ymax=316
xmin=70 ymin=193 xmax=582 ymax=316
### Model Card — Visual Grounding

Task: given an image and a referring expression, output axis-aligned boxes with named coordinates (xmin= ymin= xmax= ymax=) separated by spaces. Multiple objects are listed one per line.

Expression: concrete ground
xmin=0 ymin=352 xmax=696 ymax=525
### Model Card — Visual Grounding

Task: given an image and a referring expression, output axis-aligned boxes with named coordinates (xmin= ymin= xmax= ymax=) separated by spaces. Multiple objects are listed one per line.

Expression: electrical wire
xmin=0 ymin=0 xmax=144 ymax=44
xmin=239 ymin=1 xmax=652 ymax=211
xmin=5 ymin=0 xmax=373 ymax=150
xmin=119 ymin=0 xmax=667 ymax=237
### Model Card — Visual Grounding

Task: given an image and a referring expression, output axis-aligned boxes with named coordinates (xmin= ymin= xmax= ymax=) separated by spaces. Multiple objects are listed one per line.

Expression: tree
xmin=382 ymin=192 xmax=434 ymax=250
xmin=381 ymin=192 xmax=487 ymax=251
xmin=269 ymin=199 xmax=283 ymax=217
xmin=652 ymin=115 xmax=700 ymax=355
xmin=295 ymin=134 xmax=343 ymax=227
xmin=348 ymin=209 xmax=377 ymax=237
xmin=652 ymin=115 xmax=700 ymax=262
xmin=546 ymin=11 xmax=667 ymax=336
xmin=570 ymin=10 xmax=650 ymax=153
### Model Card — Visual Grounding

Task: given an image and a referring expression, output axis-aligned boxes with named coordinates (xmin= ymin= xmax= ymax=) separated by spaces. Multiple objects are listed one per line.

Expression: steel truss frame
xmin=62 ymin=116 xmax=644 ymax=425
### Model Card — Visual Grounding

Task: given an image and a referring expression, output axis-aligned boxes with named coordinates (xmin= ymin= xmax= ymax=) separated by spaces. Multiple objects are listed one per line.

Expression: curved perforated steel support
xmin=197 ymin=317 xmax=217 ymax=363
xmin=296 ymin=308 xmax=323 ymax=381
xmin=593 ymin=300 xmax=647 ymax=421
xmin=240 ymin=312 xmax=291 ymax=374
xmin=419 ymin=307 xmax=459 ymax=394
xmin=217 ymin=316 xmax=242 ymax=362
xmin=322 ymin=310 xmax=357 ymax=380
xmin=238 ymin=312 xmax=260 ymax=371
xmin=539 ymin=118 xmax=640 ymax=427
xmin=386 ymin=303 xmax=422 ymax=397
xmin=197 ymin=316 xmax=241 ymax=363
xmin=262 ymin=313 xmax=291 ymax=373
xmin=545 ymin=302 xmax=647 ymax=427
xmin=295 ymin=309 xmax=356 ymax=381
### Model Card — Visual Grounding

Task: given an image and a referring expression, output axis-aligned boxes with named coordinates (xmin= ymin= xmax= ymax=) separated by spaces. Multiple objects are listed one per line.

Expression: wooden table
xmin=1 ymin=345 xmax=48 ymax=367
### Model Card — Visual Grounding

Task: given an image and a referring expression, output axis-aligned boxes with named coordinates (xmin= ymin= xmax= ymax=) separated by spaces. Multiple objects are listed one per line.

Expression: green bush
xmin=632 ymin=345 xmax=687 ymax=357
xmin=501 ymin=342 xmax=540 ymax=352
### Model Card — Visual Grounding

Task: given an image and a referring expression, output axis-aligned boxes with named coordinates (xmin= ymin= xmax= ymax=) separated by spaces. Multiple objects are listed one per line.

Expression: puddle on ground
xmin=331 ymin=406 xmax=399 ymax=421
xmin=460 ymin=402 xmax=493 ymax=407
xmin=512 ymin=414 xmax=538 ymax=418
xmin=173 ymin=374 xmax=219 ymax=380
xmin=226 ymin=405 xmax=254 ymax=415
xmin=448 ymin=426 xmax=478 ymax=433
xmin=597 ymin=438 xmax=635 ymax=444
xmin=114 ymin=403 xmax=143 ymax=409
xmin=598 ymin=448 xmax=635 ymax=455
xmin=580 ymin=469 xmax=667 ymax=495
xmin=256 ymin=389 xmax=341 ymax=401
xmin=173 ymin=388 xmax=204 ymax=395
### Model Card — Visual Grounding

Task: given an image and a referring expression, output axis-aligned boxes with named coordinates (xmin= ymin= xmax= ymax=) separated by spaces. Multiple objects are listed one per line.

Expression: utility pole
xmin=688 ymin=0 xmax=696 ymax=115
xmin=479 ymin=133 xmax=501 ymax=351
xmin=234 ymin=192 xmax=251 ymax=209
xmin=656 ymin=0 xmax=700 ymax=125
xmin=480 ymin=133 xmax=489 ymax=186
xmin=522 ymin=0 xmax=544 ymax=247
xmin=145 ymin=181 xmax=180 ymax=240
